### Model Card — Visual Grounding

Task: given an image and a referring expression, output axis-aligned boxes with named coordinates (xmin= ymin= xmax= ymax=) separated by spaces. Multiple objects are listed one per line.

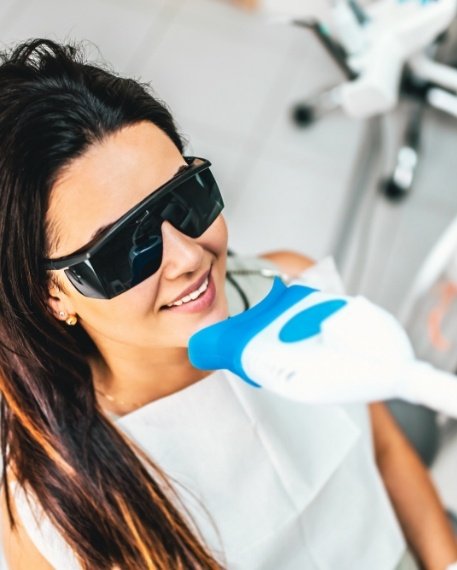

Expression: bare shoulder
xmin=259 ymin=249 xmax=315 ymax=278
xmin=1 ymin=482 xmax=54 ymax=569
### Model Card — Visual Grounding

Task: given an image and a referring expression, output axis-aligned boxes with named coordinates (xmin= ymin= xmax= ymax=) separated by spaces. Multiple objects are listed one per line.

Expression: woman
xmin=0 ymin=38 xmax=455 ymax=570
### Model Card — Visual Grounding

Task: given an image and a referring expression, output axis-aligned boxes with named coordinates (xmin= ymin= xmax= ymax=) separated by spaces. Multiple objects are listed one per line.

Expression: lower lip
xmin=163 ymin=271 xmax=216 ymax=314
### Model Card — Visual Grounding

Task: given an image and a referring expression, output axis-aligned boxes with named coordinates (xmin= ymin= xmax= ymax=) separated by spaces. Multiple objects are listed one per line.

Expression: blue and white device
xmin=188 ymin=278 xmax=457 ymax=417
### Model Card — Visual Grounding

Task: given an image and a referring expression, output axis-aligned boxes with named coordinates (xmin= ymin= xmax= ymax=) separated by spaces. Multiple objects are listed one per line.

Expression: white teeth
xmin=166 ymin=277 xmax=209 ymax=308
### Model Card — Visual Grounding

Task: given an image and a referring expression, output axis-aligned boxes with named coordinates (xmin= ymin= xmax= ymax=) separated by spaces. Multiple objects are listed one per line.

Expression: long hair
xmin=0 ymin=38 xmax=224 ymax=569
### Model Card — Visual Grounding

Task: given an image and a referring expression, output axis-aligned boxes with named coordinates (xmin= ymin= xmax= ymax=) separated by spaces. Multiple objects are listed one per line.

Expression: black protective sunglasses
xmin=44 ymin=157 xmax=224 ymax=299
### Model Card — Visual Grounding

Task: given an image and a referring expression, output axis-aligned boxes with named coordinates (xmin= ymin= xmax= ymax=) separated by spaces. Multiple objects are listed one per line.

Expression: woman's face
xmin=46 ymin=121 xmax=229 ymax=349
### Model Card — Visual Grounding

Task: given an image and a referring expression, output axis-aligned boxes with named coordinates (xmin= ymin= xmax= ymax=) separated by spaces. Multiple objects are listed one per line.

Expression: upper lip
xmin=165 ymin=268 xmax=211 ymax=306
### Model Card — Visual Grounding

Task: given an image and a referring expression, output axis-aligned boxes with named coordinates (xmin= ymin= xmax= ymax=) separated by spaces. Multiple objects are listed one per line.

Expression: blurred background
xmin=1 ymin=0 xmax=457 ymax=547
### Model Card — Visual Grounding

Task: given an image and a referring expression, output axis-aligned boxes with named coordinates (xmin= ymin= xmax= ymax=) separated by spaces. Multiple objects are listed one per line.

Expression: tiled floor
xmin=1 ymin=0 xmax=457 ymax=563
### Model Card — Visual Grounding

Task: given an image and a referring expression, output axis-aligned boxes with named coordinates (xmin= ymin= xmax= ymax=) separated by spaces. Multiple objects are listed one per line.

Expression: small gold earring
xmin=65 ymin=315 xmax=78 ymax=326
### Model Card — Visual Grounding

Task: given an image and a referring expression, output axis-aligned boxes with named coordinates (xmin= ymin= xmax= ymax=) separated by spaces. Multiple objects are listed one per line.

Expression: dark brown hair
xmin=0 ymin=38 xmax=224 ymax=569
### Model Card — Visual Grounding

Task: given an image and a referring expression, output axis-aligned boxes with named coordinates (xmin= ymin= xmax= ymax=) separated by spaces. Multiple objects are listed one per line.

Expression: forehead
xmin=46 ymin=121 xmax=185 ymax=258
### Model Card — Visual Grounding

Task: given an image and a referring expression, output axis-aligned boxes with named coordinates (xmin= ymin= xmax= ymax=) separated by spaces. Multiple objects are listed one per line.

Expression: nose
xmin=160 ymin=220 xmax=204 ymax=280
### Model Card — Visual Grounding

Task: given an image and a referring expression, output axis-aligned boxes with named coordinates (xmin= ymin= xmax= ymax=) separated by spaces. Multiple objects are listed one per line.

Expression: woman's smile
xmin=161 ymin=265 xmax=216 ymax=314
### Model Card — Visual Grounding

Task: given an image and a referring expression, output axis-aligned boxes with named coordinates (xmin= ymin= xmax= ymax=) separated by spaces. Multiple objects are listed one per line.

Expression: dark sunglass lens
xmin=90 ymin=213 xmax=163 ymax=297
xmin=130 ymin=215 xmax=163 ymax=285
xmin=163 ymin=169 xmax=223 ymax=237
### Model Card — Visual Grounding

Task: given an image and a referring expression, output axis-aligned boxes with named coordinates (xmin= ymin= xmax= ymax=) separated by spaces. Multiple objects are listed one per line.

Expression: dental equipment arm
xmin=265 ymin=0 xmax=457 ymax=118
xmin=189 ymin=278 xmax=457 ymax=417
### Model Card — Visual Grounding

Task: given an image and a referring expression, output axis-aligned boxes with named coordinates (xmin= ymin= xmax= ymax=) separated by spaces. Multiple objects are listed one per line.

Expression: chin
xmin=182 ymin=304 xmax=229 ymax=347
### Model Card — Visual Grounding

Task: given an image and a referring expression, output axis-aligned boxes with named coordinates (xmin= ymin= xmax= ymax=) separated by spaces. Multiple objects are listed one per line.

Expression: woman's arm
xmin=370 ymin=402 xmax=457 ymax=569
xmin=1 ymin=485 xmax=54 ymax=570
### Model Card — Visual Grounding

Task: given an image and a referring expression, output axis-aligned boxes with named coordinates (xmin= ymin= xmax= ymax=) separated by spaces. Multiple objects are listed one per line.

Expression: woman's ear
xmin=46 ymin=277 xmax=75 ymax=321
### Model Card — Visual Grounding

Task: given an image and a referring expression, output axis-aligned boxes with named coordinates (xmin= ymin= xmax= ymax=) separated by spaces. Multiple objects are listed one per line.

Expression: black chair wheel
xmin=380 ymin=177 xmax=410 ymax=202
xmin=291 ymin=103 xmax=315 ymax=127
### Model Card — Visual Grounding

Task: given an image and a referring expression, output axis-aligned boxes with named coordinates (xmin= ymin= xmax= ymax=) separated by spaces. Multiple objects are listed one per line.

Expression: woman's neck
xmin=90 ymin=344 xmax=211 ymax=417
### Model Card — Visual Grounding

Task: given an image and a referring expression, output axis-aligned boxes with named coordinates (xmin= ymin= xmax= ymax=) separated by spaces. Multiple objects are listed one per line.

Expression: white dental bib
xmin=116 ymin=368 xmax=406 ymax=570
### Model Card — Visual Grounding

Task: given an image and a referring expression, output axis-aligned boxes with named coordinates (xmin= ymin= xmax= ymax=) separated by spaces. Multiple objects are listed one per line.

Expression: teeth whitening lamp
xmin=188 ymin=278 xmax=457 ymax=417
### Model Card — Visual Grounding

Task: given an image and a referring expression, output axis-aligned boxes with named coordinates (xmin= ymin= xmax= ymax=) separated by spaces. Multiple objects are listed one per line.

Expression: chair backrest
xmin=399 ymin=215 xmax=457 ymax=373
